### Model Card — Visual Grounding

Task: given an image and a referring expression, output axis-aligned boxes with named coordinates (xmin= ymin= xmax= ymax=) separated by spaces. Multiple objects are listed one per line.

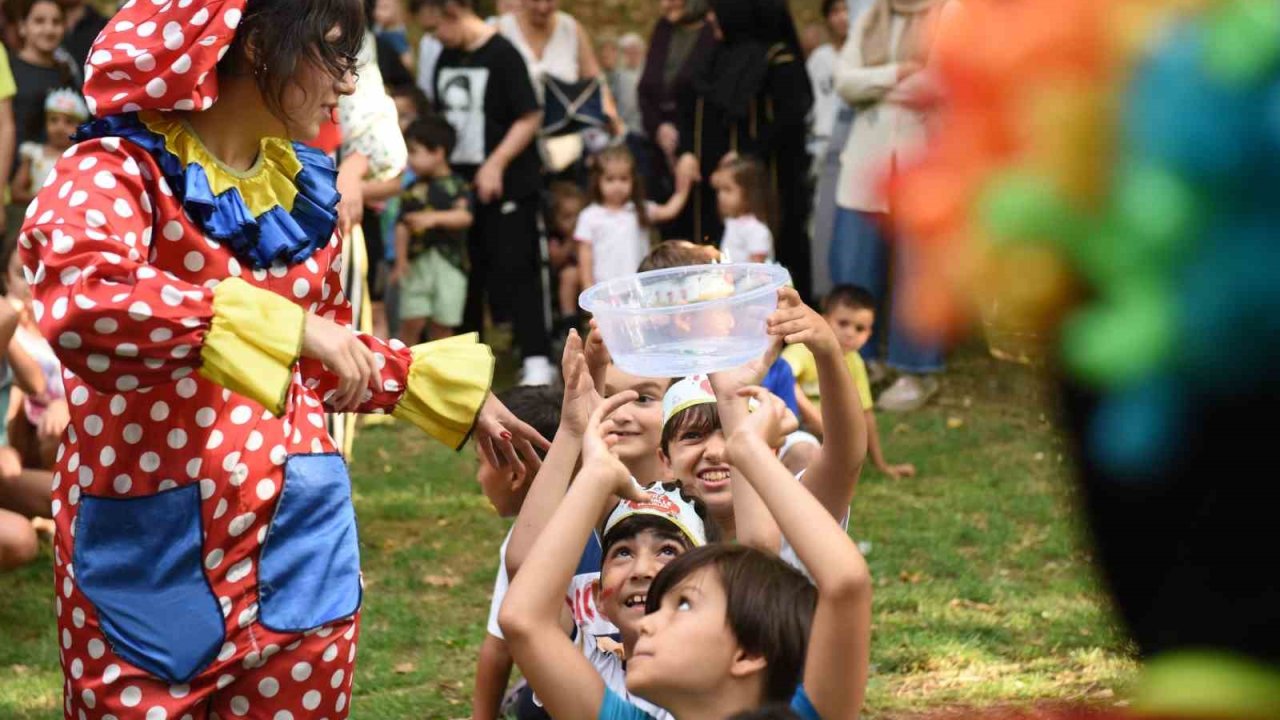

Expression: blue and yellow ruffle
xmin=75 ymin=112 xmax=339 ymax=269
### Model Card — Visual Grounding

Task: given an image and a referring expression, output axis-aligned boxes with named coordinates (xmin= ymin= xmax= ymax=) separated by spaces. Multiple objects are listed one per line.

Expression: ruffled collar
xmin=74 ymin=112 xmax=339 ymax=269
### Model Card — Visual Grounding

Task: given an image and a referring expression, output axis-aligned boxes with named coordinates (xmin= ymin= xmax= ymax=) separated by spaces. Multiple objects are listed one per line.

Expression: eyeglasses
xmin=338 ymin=51 xmax=360 ymax=83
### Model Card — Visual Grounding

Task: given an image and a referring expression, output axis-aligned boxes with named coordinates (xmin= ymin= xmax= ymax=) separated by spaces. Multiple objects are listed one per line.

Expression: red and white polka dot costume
xmin=20 ymin=2 xmax=495 ymax=718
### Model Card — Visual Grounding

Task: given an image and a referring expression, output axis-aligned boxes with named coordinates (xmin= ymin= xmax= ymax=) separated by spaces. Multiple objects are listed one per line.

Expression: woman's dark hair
xmin=16 ymin=0 xmax=61 ymax=22
xmin=590 ymin=145 xmax=652 ymax=228
xmin=723 ymin=156 xmax=776 ymax=235
xmin=660 ymin=401 xmax=718 ymax=456
xmin=646 ymin=544 xmax=817 ymax=704
xmin=220 ymin=0 xmax=366 ymax=116
xmin=601 ymin=480 xmax=722 ymax=556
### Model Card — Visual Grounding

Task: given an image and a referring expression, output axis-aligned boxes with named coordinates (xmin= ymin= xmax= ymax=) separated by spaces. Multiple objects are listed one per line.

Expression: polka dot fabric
xmin=20 ymin=135 xmax=423 ymax=718
xmin=81 ymin=0 xmax=247 ymax=117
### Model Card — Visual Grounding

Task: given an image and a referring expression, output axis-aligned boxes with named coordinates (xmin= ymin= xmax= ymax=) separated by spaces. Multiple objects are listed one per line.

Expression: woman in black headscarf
xmin=637 ymin=0 xmax=717 ymax=238
xmin=677 ymin=0 xmax=815 ymax=299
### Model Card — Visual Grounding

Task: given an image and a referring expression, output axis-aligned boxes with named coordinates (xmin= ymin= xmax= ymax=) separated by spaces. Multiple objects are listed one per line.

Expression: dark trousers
xmin=462 ymin=197 xmax=551 ymax=360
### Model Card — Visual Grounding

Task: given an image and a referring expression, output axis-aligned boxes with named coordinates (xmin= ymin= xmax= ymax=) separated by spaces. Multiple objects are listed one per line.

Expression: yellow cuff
xmin=199 ymin=277 xmax=304 ymax=416
xmin=392 ymin=333 xmax=495 ymax=450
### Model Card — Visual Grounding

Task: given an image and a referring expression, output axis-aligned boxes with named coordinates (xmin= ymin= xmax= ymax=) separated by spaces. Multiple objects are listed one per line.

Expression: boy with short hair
xmin=391 ymin=115 xmax=473 ymax=344
xmin=471 ymin=382 xmax=616 ymax=720
xmin=783 ymin=285 xmax=916 ymax=479
xmin=420 ymin=0 xmax=555 ymax=385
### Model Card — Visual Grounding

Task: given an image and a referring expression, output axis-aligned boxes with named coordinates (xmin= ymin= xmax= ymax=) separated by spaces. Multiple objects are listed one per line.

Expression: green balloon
xmin=978 ymin=171 xmax=1084 ymax=247
xmin=1062 ymin=284 xmax=1175 ymax=386
xmin=1204 ymin=0 xmax=1280 ymax=84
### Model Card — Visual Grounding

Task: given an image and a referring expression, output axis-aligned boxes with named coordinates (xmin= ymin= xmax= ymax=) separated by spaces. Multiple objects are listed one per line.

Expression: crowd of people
xmin=0 ymin=0 xmax=959 ymax=718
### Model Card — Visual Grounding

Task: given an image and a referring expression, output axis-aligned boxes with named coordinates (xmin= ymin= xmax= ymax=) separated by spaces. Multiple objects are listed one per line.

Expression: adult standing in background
xmin=832 ymin=0 xmax=946 ymax=410
xmin=412 ymin=0 xmax=445 ymax=102
xmin=677 ymin=0 xmax=815 ymax=299
xmin=496 ymin=0 xmax=620 ymax=129
xmin=612 ymin=33 xmax=644 ymax=135
xmin=54 ymin=0 xmax=106 ymax=69
xmin=807 ymin=0 xmax=859 ymax=300
xmin=637 ymin=0 xmax=715 ymax=238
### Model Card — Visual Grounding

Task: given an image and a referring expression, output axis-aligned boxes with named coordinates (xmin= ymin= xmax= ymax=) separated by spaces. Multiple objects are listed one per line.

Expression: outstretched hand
xmin=560 ymin=329 xmax=599 ymax=437
xmin=581 ymin=390 xmax=648 ymax=502
xmin=474 ymin=393 xmax=553 ymax=478
xmin=767 ymin=287 xmax=839 ymax=357
xmin=730 ymin=386 xmax=799 ymax=455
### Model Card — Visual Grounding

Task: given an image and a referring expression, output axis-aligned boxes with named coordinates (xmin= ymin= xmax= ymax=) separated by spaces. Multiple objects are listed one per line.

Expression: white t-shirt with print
xmin=486 ymin=527 xmax=619 ymax=640
xmin=575 ymin=202 xmax=655 ymax=285
xmin=720 ymin=215 xmax=774 ymax=263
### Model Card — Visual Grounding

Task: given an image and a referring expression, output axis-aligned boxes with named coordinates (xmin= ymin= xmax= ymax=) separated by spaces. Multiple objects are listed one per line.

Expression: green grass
xmin=0 ymin=344 xmax=1136 ymax=718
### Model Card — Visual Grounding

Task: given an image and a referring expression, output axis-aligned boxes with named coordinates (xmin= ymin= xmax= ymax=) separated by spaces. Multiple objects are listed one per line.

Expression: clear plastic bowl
xmin=579 ymin=263 xmax=792 ymax=377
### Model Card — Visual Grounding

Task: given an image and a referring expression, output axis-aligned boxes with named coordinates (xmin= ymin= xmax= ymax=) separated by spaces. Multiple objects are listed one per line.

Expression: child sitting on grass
xmin=782 ymin=285 xmax=916 ymax=479
xmin=471 ymin=383 xmax=618 ymax=720
xmin=500 ymin=386 xmax=871 ymax=720
xmin=391 ymin=115 xmax=473 ymax=344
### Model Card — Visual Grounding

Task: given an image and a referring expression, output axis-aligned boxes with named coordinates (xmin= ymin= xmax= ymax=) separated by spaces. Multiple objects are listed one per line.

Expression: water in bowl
xmin=612 ymin=336 xmax=768 ymax=377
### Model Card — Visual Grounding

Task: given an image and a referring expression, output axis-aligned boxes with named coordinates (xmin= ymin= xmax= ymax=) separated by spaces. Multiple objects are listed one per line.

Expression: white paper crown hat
xmin=603 ymin=482 xmax=708 ymax=548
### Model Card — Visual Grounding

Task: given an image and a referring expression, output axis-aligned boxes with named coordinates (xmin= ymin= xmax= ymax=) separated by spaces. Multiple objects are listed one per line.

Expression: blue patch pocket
xmin=74 ymin=485 xmax=224 ymax=684
xmin=259 ymin=453 xmax=362 ymax=632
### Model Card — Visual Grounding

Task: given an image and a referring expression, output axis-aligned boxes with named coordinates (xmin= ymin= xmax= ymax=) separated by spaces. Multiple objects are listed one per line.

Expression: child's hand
xmin=768 ymin=287 xmax=840 ymax=358
xmin=878 ymin=462 xmax=917 ymax=480
xmin=405 ymin=210 xmax=437 ymax=235
xmin=675 ymin=154 xmax=701 ymax=185
xmin=727 ymin=386 xmax=795 ymax=459
xmin=709 ymin=335 xmax=784 ymax=399
xmin=581 ymin=390 xmax=648 ymax=501
xmin=559 ymin=330 xmax=599 ymax=438
xmin=585 ymin=318 xmax=612 ymax=382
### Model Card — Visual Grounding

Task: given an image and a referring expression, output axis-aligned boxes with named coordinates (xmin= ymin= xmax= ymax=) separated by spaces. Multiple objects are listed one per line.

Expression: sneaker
xmin=519 ymin=356 xmax=555 ymax=386
xmin=876 ymin=374 xmax=939 ymax=412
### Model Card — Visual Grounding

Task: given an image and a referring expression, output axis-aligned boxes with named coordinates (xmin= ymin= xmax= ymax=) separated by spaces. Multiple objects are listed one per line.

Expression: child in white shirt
xmin=576 ymin=146 xmax=699 ymax=288
xmin=714 ymin=155 xmax=775 ymax=264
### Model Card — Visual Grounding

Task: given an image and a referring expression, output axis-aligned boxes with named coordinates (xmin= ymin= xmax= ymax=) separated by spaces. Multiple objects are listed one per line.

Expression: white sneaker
xmin=876 ymin=374 xmax=939 ymax=412
xmin=519 ymin=356 xmax=555 ymax=386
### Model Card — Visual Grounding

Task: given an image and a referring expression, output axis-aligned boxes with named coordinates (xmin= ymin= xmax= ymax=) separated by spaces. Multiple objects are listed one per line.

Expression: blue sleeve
xmin=764 ymin=359 xmax=800 ymax=417
xmin=598 ymin=687 xmax=658 ymax=720
xmin=790 ymin=685 xmax=822 ymax=720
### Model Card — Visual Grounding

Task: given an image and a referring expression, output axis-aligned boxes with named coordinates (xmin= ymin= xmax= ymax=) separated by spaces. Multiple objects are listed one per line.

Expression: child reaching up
xmin=11 ymin=88 xmax=86 ymax=206
xmin=577 ymin=146 xmax=700 ymax=289
xmin=500 ymin=385 xmax=871 ymax=719
xmin=392 ymin=116 xmax=474 ymax=343
xmin=713 ymin=156 xmax=775 ymax=264
xmin=782 ymin=285 xmax=916 ymax=479
xmin=471 ymin=381 xmax=620 ymax=720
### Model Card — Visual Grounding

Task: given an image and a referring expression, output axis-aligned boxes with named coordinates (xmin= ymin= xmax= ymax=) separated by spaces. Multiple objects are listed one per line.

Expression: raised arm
xmin=499 ymin=392 xmax=647 ymax=720
xmin=726 ymin=389 xmax=871 ymax=720
xmin=709 ymin=338 xmax=789 ymax=552
xmin=768 ymin=288 xmax=867 ymax=518
xmin=505 ymin=331 xmax=594 ymax=577
xmin=648 ymin=154 xmax=699 ymax=225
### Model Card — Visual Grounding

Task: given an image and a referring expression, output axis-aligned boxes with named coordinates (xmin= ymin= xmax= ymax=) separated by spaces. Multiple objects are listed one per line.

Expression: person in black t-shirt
xmin=421 ymin=0 xmax=554 ymax=386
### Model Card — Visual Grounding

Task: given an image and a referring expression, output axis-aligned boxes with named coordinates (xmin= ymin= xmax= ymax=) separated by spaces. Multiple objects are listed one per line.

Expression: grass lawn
xmin=0 ymin=343 xmax=1136 ymax=718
